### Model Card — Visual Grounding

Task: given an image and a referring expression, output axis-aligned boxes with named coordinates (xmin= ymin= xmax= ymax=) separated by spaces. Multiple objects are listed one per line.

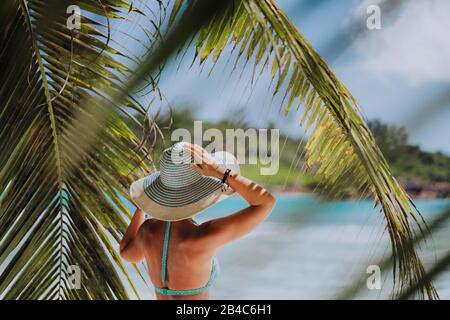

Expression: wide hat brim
xmin=129 ymin=151 xmax=240 ymax=221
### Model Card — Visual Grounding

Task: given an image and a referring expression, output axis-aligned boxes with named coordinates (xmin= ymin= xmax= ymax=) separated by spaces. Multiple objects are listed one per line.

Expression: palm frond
xmin=1 ymin=0 xmax=439 ymax=300
xmin=172 ymin=0 xmax=437 ymax=299
xmin=1 ymin=0 xmax=233 ymax=300
xmin=0 ymin=0 xmax=162 ymax=299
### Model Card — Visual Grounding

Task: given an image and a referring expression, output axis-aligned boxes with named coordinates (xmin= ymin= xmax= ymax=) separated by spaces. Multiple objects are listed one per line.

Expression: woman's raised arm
xmin=184 ymin=144 xmax=276 ymax=248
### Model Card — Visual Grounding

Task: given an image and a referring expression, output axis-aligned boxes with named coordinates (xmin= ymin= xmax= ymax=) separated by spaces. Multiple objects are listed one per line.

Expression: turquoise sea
xmin=124 ymin=194 xmax=450 ymax=299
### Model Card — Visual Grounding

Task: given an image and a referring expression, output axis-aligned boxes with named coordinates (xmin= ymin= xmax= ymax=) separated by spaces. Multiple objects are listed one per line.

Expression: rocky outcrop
xmin=397 ymin=177 xmax=450 ymax=199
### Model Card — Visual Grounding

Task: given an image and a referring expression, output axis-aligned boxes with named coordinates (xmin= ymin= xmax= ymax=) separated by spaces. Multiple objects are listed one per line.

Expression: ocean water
xmin=124 ymin=194 xmax=450 ymax=300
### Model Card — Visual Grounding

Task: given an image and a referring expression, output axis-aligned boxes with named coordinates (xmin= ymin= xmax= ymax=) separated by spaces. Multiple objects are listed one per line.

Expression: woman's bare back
xmin=137 ymin=219 xmax=216 ymax=300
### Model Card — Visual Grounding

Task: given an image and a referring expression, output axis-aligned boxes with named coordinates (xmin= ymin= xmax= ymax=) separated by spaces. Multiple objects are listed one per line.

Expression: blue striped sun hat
xmin=130 ymin=142 xmax=240 ymax=221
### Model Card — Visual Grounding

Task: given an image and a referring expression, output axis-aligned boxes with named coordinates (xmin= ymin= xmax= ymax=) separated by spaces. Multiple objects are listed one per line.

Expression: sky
xmin=119 ymin=0 xmax=450 ymax=155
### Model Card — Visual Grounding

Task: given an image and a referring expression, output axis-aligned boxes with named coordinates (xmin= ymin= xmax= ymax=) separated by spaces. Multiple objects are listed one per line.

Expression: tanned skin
xmin=120 ymin=143 xmax=276 ymax=300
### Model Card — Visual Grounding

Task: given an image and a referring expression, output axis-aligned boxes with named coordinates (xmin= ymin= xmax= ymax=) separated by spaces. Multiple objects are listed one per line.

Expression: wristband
xmin=220 ymin=169 xmax=232 ymax=192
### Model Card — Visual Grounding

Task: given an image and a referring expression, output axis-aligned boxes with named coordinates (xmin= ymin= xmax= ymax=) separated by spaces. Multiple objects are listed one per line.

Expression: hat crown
xmin=160 ymin=142 xmax=202 ymax=188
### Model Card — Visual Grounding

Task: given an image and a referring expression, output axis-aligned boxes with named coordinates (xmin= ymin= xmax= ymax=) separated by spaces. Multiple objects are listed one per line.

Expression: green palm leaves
xmin=181 ymin=0 xmax=437 ymax=299
xmin=0 ymin=0 xmax=438 ymax=299
xmin=0 ymin=0 xmax=151 ymax=299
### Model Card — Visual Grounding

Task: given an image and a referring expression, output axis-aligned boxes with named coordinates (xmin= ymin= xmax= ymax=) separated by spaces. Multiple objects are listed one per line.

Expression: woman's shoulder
xmin=137 ymin=218 xmax=159 ymax=239
xmin=180 ymin=221 xmax=219 ymax=253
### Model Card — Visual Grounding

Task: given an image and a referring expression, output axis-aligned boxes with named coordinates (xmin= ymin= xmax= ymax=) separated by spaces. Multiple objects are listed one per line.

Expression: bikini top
xmin=153 ymin=221 xmax=220 ymax=296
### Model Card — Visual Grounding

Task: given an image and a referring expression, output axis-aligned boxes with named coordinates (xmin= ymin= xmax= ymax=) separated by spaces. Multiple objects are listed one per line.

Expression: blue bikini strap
xmin=156 ymin=221 xmax=219 ymax=296
xmin=154 ymin=259 xmax=219 ymax=296
xmin=161 ymin=221 xmax=172 ymax=284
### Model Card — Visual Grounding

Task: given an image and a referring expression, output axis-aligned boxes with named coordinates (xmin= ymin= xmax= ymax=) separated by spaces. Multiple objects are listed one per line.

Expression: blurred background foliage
xmin=125 ymin=108 xmax=450 ymax=198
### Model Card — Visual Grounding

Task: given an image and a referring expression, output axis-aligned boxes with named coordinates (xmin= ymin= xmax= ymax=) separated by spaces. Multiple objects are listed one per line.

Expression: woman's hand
xmin=183 ymin=143 xmax=225 ymax=179
xmin=184 ymin=143 xmax=276 ymax=249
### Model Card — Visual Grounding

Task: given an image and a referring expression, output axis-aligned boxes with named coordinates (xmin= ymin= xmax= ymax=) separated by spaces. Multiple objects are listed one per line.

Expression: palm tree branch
xmin=170 ymin=0 xmax=437 ymax=298
xmin=0 ymin=0 xmax=162 ymax=299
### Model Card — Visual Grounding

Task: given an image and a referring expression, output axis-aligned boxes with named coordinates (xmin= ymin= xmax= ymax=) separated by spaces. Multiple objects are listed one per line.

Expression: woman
xmin=120 ymin=142 xmax=275 ymax=300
